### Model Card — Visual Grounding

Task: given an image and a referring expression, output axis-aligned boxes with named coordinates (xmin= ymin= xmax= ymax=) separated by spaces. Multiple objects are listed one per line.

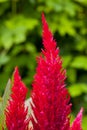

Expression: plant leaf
xmin=69 ymin=83 xmax=87 ymax=97
xmin=0 ymin=79 xmax=11 ymax=128
xmin=71 ymin=56 xmax=87 ymax=70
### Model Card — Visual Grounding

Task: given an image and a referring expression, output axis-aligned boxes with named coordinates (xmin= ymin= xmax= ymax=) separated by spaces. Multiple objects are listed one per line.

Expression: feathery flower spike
xmin=31 ymin=13 xmax=71 ymax=130
xmin=5 ymin=67 xmax=29 ymax=130
xmin=71 ymin=108 xmax=83 ymax=130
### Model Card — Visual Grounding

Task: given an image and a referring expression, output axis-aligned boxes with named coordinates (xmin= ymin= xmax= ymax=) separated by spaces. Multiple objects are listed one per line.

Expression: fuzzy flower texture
xmin=5 ymin=14 xmax=83 ymax=130
xmin=5 ymin=67 xmax=29 ymax=130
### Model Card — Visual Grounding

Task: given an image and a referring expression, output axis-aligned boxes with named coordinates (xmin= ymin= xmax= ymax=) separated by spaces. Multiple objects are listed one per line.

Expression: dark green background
xmin=0 ymin=0 xmax=87 ymax=129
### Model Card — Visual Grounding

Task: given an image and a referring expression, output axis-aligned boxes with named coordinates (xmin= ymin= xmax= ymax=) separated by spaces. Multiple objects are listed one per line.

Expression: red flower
xmin=31 ymin=13 xmax=72 ymax=130
xmin=71 ymin=108 xmax=83 ymax=130
xmin=5 ymin=14 xmax=83 ymax=130
xmin=5 ymin=67 xmax=29 ymax=130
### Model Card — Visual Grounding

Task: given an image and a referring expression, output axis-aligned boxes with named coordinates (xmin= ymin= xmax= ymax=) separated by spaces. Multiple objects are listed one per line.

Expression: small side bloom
xmin=5 ymin=67 xmax=29 ymax=130
xmin=71 ymin=108 xmax=83 ymax=130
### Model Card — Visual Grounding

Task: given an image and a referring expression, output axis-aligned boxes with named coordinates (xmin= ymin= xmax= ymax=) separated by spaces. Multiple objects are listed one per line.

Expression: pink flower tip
xmin=71 ymin=108 xmax=83 ymax=130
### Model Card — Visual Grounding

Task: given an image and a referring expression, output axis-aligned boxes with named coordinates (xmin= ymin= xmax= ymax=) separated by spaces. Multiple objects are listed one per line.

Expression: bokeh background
xmin=0 ymin=0 xmax=87 ymax=129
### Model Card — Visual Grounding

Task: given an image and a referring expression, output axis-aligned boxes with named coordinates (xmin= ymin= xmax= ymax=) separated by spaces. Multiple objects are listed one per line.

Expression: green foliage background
xmin=0 ymin=0 xmax=87 ymax=129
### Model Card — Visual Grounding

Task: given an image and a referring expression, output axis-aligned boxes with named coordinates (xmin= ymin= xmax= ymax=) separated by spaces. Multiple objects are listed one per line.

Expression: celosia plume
xmin=31 ymin=13 xmax=72 ymax=130
xmin=5 ymin=14 xmax=83 ymax=130
xmin=5 ymin=67 xmax=29 ymax=130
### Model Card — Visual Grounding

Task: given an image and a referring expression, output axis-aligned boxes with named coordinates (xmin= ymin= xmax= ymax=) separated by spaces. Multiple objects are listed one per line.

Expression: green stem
xmin=12 ymin=0 xmax=17 ymax=16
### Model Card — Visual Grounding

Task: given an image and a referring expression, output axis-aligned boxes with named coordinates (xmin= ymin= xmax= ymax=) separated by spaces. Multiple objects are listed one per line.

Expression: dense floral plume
xmin=71 ymin=108 xmax=83 ymax=130
xmin=5 ymin=67 xmax=29 ymax=130
xmin=31 ymin=13 xmax=72 ymax=130
xmin=4 ymin=14 xmax=83 ymax=130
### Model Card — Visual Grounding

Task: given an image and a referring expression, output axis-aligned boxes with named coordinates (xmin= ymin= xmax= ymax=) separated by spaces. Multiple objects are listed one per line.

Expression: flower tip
xmin=14 ymin=66 xmax=19 ymax=75
xmin=80 ymin=107 xmax=84 ymax=113
xmin=14 ymin=66 xmax=19 ymax=73
xmin=13 ymin=66 xmax=21 ymax=81
xmin=42 ymin=12 xmax=45 ymax=21
xmin=77 ymin=107 xmax=83 ymax=120
xmin=42 ymin=12 xmax=47 ymax=27
xmin=71 ymin=108 xmax=83 ymax=130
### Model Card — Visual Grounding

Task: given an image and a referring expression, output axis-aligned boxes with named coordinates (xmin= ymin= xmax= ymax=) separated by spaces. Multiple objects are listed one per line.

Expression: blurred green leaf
xmin=25 ymin=43 xmax=37 ymax=53
xmin=5 ymin=15 xmax=38 ymax=30
xmin=75 ymin=37 xmax=87 ymax=52
xmin=71 ymin=56 xmax=87 ymax=70
xmin=0 ymin=52 xmax=10 ymax=66
xmin=46 ymin=0 xmax=63 ymax=12
xmin=69 ymin=83 xmax=87 ymax=97
xmin=67 ymin=68 xmax=77 ymax=83
xmin=0 ymin=0 xmax=8 ymax=2
xmin=1 ymin=28 xmax=13 ymax=49
xmin=63 ymin=55 xmax=72 ymax=67
xmin=82 ymin=116 xmax=87 ymax=130
xmin=0 ymin=15 xmax=38 ymax=49
xmin=76 ymin=0 xmax=87 ymax=5
xmin=0 ymin=2 xmax=9 ymax=16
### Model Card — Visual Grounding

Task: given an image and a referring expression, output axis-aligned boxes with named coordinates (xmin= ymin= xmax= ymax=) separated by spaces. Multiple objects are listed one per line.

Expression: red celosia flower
xmin=71 ymin=108 xmax=83 ymax=130
xmin=31 ymin=13 xmax=72 ymax=130
xmin=5 ymin=14 xmax=83 ymax=130
xmin=5 ymin=67 xmax=29 ymax=130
